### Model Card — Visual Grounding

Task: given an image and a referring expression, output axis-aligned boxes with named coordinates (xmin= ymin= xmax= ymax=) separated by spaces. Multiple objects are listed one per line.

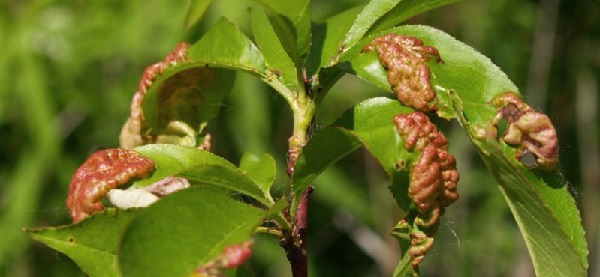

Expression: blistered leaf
xmin=295 ymin=98 xmax=457 ymax=269
xmin=66 ymin=149 xmax=155 ymax=222
xmin=26 ymin=209 xmax=140 ymax=277
xmin=310 ymin=0 xmax=460 ymax=77
xmin=345 ymin=25 xmax=587 ymax=276
xmin=119 ymin=186 xmax=265 ymax=277
xmin=491 ymin=92 xmax=559 ymax=170
xmin=119 ymin=42 xmax=235 ymax=149
xmin=362 ymin=34 xmax=442 ymax=112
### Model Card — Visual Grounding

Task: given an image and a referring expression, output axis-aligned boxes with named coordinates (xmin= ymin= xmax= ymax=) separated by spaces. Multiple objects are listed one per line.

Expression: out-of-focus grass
xmin=0 ymin=0 xmax=597 ymax=276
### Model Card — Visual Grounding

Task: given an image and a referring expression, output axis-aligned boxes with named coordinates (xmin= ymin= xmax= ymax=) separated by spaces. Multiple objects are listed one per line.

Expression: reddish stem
xmin=286 ymin=186 xmax=313 ymax=277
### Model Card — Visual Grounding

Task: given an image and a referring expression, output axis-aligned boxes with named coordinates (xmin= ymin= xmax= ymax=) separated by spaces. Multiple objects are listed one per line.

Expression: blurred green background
xmin=0 ymin=0 xmax=598 ymax=276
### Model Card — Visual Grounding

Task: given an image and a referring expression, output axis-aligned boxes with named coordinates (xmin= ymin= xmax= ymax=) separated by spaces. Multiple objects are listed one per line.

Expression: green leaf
xmin=292 ymin=127 xmax=361 ymax=195
xmin=239 ymin=152 xmax=277 ymax=196
xmin=251 ymin=0 xmax=311 ymax=65
xmin=345 ymin=25 xmax=588 ymax=276
xmin=476 ymin=135 xmax=588 ymax=277
xmin=250 ymin=0 xmax=309 ymax=21
xmin=119 ymin=186 xmax=265 ymax=277
xmin=187 ymin=17 xmax=267 ymax=75
xmin=133 ymin=144 xmax=271 ymax=205
xmin=390 ymin=212 xmax=419 ymax=277
xmin=340 ymin=0 xmax=402 ymax=52
xmin=305 ymin=6 xmax=362 ymax=93
xmin=368 ymin=0 xmax=462 ymax=36
xmin=293 ymin=97 xmax=416 ymax=207
xmin=250 ymin=7 xmax=299 ymax=92
xmin=183 ymin=0 xmax=213 ymax=29
xmin=26 ymin=209 xmax=140 ymax=277
xmin=308 ymin=6 xmax=363 ymax=72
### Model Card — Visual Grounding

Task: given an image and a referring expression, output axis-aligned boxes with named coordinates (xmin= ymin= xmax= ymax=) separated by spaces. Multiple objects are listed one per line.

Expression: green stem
xmin=286 ymin=83 xmax=316 ymax=176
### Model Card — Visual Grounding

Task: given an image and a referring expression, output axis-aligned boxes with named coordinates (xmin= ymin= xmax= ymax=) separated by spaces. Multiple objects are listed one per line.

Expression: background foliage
xmin=0 ymin=0 xmax=598 ymax=276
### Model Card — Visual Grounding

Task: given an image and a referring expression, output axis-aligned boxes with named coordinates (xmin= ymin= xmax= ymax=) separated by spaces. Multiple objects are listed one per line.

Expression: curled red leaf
xmin=410 ymin=145 xmax=443 ymax=213
xmin=119 ymin=42 xmax=196 ymax=149
xmin=364 ymin=34 xmax=442 ymax=112
xmin=408 ymin=233 xmax=435 ymax=268
xmin=394 ymin=112 xmax=460 ymax=266
xmin=394 ymin=112 xmax=459 ymax=214
xmin=65 ymin=149 xmax=155 ymax=222
xmin=492 ymin=92 xmax=559 ymax=170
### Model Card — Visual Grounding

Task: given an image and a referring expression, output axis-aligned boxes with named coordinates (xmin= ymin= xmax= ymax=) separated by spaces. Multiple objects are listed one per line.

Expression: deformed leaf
xmin=26 ymin=208 xmax=140 ymax=277
xmin=362 ymin=34 xmax=442 ymax=112
xmin=66 ymin=149 xmax=155 ymax=222
xmin=345 ymin=25 xmax=587 ymax=276
xmin=119 ymin=42 xmax=235 ymax=149
xmin=119 ymin=186 xmax=266 ymax=277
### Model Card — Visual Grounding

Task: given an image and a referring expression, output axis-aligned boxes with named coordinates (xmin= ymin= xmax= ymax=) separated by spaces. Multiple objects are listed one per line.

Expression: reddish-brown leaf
xmin=65 ymin=149 xmax=155 ymax=222
xmin=363 ymin=34 xmax=442 ymax=112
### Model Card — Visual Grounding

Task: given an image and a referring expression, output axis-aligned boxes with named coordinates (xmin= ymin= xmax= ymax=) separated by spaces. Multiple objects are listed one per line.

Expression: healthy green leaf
xmin=368 ymin=0 xmax=463 ymax=37
xmin=251 ymin=0 xmax=311 ymax=65
xmin=306 ymin=6 xmax=363 ymax=93
xmin=250 ymin=7 xmax=299 ymax=92
xmin=239 ymin=152 xmax=277 ymax=197
xmin=183 ymin=0 xmax=213 ymax=29
xmin=340 ymin=0 xmax=402 ymax=53
xmin=187 ymin=17 xmax=267 ymax=75
xmin=119 ymin=186 xmax=265 ymax=277
xmin=308 ymin=6 xmax=363 ymax=72
xmin=26 ymin=209 xmax=140 ymax=277
xmin=250 ymin=0 xmax=309 ymax=22
xmin=133 ymin=144 xmax=272 ymax=205
xmin=344 ymin=25 xmax=588 ymax=276
xmin=292 ymin=127 xmax=362 ymax=195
